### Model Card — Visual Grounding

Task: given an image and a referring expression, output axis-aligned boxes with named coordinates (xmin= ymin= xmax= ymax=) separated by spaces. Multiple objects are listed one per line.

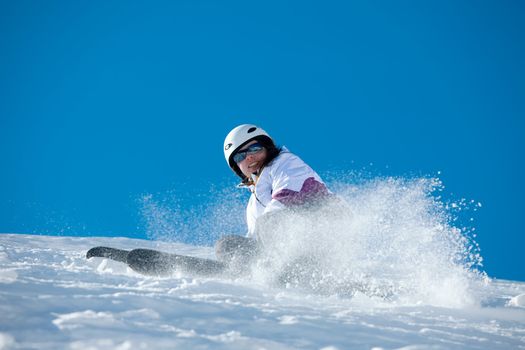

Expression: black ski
xmin=127 ymin=249 xmax=226 ymax=277
xmin=86 ymin=246 xmax=226 ymax=277
xmin=86 ymin=246 xmax=130 ymax=263
xmin=86 ymin=247 xmax=394 ymax=299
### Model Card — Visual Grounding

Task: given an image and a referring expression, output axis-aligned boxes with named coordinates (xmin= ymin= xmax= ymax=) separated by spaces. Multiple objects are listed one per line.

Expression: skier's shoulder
xmin=267 ymin=146 xmax=305 ymax=171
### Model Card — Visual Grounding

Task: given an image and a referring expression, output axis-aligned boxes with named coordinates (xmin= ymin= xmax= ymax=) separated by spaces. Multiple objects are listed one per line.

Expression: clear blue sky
xmin=1 ymin=1 xmax=523 ymax=281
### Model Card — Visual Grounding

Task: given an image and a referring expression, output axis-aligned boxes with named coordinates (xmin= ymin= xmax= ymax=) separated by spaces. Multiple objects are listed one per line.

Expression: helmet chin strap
xmin=238 ymin=166 xmax=265 ymax=188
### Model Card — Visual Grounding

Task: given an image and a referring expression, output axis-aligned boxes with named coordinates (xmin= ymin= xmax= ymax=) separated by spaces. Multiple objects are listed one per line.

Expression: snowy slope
xmin=0 ymin=234 xmax=524 ymax=350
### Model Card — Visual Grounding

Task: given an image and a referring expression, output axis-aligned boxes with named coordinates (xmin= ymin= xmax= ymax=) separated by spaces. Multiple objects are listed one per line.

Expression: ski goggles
xmin=232 ymin=142 xmax=264 ymax=163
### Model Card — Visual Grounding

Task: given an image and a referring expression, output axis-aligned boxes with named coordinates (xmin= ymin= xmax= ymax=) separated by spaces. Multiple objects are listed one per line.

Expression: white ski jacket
xmin=244 ymin=147 xmax=330 ymax=239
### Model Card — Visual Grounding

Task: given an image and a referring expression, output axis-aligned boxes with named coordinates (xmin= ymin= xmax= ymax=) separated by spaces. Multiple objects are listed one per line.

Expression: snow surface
xmin=1 ymin=233 xmax=524 ymax=350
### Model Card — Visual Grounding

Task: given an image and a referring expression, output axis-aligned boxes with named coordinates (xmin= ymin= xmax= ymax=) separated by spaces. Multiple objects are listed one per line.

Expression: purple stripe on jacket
xmin=272 ymin=177 xmax=330 ymax=206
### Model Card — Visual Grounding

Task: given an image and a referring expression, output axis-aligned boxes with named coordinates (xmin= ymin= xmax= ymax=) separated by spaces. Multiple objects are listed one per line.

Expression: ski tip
xmin=86 ymin=246 xmax=102 ymax=259
xmin=86 ymin=246 xmax=130 ymax=263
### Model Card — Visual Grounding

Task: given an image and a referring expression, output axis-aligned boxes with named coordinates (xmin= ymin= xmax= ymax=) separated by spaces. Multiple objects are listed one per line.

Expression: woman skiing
xmin=216 ymin=124 xmax=333 ymax=269
xmin=87 ymin=123 xmax=336 ymax=280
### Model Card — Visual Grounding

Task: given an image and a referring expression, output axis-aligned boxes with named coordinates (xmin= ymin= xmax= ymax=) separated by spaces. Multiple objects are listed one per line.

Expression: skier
xmin=216 ymin=124 xmax=333 ymax=270
xmin=87 ymin=123 xmax=337 ymax=280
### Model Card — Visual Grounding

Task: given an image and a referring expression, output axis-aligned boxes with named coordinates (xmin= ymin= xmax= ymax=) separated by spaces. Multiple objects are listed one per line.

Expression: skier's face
xmin=236 ymin=140 xmax=267 ymax=177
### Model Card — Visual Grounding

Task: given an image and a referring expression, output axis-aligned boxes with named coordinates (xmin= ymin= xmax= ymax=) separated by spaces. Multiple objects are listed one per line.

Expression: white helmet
xmin=224 ymin=124 xmax=274 ymax=178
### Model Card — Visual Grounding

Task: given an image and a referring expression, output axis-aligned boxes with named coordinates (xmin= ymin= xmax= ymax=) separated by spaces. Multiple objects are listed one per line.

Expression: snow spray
xmin=139 ymin=184 xmax=248 ymax=245
xmin=251 ymin=175 xmax=486 ymax=307
xmin=139 ymin=175 xmax=486 ymax=308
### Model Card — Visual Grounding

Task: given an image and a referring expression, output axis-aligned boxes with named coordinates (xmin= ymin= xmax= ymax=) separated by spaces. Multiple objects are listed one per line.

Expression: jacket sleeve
xmin=263 ymin=153 xmax=329 ymax=214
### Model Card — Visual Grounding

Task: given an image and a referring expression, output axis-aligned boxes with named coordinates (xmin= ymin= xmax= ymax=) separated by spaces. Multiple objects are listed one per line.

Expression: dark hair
xmin=230 ymin=135 xmax=281 ymax=183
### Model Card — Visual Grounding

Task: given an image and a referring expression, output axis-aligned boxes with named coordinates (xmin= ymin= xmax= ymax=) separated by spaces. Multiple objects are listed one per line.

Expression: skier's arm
xmin=263 ymin=155 xmax=329 ymax=214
